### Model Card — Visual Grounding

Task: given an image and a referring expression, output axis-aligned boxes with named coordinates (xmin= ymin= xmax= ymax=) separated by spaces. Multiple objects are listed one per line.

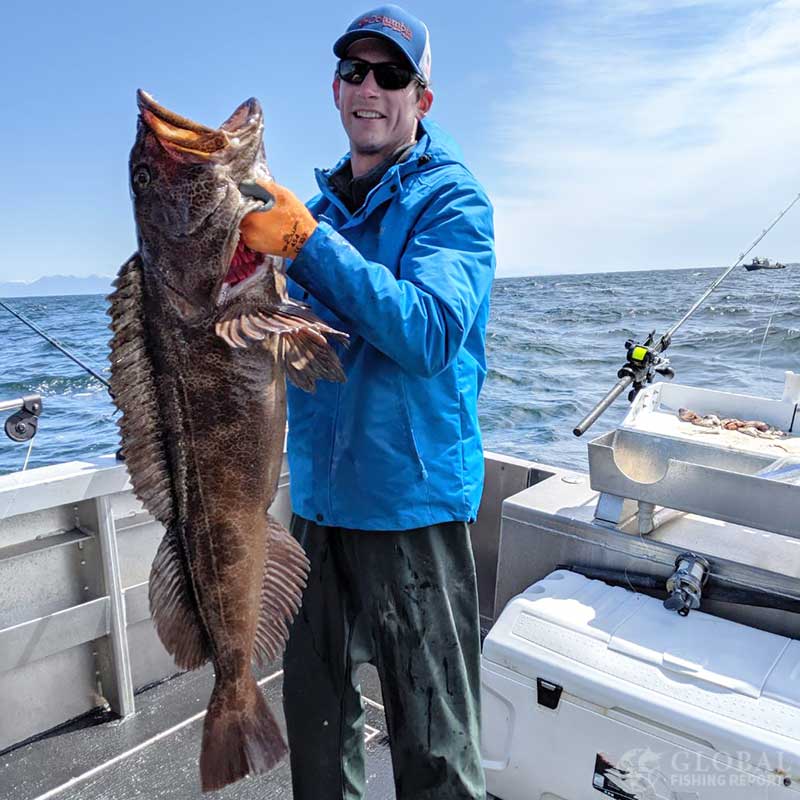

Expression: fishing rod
xmin=573 ymin=192 xmax=800 ymax=437
xmin=0 ymin=299 xmax=111 ymax=390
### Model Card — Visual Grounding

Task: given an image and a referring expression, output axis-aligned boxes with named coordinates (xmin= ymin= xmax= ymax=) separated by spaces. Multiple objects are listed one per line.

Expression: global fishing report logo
xmin=593 ymin=750 xmax=663 ymax=799
xmin=592 ymin=747 xmax=789 ymax=798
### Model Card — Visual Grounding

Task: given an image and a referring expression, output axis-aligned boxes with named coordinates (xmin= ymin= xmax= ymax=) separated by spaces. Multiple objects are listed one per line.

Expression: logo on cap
xmin=356 ymin=14 xmax=413 ymax=41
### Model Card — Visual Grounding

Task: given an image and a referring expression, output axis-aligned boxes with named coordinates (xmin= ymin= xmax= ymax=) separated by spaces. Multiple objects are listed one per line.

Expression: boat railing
xmin=0 ymin=449 xmax=550 ymax=754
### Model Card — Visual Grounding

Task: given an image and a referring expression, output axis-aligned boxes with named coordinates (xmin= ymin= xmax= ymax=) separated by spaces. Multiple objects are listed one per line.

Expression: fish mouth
xmin=137 ymin=90 xmax=271 ymax=303
xmin=218 ymin=239 xmax=270 ymax=304
xmin=220 ymin=193 xmax=273 ymax=305
xmin=137 ymin=90 xmax=263 ymax=159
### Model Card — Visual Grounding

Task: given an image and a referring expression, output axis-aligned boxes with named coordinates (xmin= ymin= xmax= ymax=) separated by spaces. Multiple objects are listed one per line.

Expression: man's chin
xmin=350 ymin=140 xmax=387 ymax=156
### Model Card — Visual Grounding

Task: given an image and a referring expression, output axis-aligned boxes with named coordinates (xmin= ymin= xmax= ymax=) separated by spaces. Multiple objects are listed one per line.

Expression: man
xmin=239 ymin=5 xmax=495 ymax=798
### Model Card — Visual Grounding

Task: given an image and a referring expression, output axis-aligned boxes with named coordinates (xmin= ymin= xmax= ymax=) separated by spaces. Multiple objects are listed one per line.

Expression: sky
xmin=1 ymin=0 xmax=798 ymax=281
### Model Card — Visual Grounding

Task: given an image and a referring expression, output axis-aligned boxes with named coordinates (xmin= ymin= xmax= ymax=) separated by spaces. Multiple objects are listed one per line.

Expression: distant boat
xmin=745 ymin=256 xmax=786 ymax=271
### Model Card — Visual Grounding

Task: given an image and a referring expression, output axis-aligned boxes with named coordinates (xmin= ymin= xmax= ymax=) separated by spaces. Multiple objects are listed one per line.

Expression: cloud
xmin=490 ymin=0 xmax=800 ymax=275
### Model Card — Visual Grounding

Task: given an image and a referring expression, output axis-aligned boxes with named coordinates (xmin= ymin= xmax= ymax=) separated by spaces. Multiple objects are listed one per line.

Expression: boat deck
xmin=3 ymin=439 xmax=800 ymax=797
xmin=1 ymin=660 xmax=397 ymax=800
xmin=0 ymin=453 xmax=528 ymax=800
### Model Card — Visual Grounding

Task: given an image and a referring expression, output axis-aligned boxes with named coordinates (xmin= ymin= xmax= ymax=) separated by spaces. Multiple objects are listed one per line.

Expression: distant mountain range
xmin=0 ymin=274 xmax=115 ymax=298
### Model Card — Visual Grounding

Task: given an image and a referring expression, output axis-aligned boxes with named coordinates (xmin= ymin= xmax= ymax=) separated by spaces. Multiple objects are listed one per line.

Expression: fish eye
xmin=132 ymin=166 xmax=152 ymax=191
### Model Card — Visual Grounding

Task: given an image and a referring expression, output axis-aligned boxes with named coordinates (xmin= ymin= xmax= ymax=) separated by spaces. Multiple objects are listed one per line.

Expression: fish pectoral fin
xmin=253 ymin=515 xmax=310 ymax=666
xmin=149 ymin=526 xmax=211 ymax=670
xmin=215 ymin=303 xmax=348 ymax=391
xmin=273 ymin=302 xmax=348 ymax=392
xmin=280 ymin=328 xmax=347 ymax=392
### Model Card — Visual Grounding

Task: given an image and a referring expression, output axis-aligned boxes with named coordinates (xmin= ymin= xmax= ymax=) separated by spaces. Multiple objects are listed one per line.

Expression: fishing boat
xmin=2 ymin=362 xmax=799 ymax=799
xmin=745 ymin=256 xmax=786 ymax=271
xmin=2 ymin=194 xmax=800 ymax=798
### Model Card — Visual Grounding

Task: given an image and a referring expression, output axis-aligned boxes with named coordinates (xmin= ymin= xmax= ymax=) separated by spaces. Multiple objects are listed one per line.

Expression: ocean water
xmin=0 ymin=266 xmax=797 ymax=477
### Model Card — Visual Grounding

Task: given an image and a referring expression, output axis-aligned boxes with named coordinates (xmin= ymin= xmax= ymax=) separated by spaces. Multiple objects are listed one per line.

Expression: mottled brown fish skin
xmin=147 ymin=296 xmax=289 ymax=790
xmin=108 ymin=91 xmax=345 ymax=793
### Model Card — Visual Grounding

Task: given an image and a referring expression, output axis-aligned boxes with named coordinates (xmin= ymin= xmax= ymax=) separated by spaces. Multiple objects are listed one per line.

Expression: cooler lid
xmin=511 ymin=568 xmax=645 ymax=643
xmin=491 ymin=570 xmax=793 ymax=700
xmin=763 ymin=640 xmax=800 ymax=709
xmin=609 ymin=597 xmax=788 ymax=698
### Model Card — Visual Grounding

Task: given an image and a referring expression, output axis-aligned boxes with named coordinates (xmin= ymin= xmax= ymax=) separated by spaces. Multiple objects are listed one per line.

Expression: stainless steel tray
xmin=587 ymin=382 xmax=800 ymax=538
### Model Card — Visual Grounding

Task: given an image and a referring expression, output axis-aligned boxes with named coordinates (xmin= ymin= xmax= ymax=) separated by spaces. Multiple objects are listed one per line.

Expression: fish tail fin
xmin=199 ymin=674 xmax=286 ymax=793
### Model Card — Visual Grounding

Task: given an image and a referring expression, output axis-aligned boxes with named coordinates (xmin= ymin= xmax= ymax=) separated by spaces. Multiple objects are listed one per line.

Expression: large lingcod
xmin=108 ymin=90 xmax=346 ymax=792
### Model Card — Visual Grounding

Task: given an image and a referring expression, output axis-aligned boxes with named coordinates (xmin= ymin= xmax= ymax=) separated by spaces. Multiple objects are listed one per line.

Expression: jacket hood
xmin=413 ymin=119 xmax=467 ymax=168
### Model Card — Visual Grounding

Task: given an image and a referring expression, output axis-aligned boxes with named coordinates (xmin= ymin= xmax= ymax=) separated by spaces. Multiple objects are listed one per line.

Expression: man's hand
xmin=239 ymin=180 xmax=318 ymax=259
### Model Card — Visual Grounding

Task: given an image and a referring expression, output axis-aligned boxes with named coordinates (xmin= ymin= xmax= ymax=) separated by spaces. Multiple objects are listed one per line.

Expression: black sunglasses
xmin=337 ymin=58 xmax=423 ymax=91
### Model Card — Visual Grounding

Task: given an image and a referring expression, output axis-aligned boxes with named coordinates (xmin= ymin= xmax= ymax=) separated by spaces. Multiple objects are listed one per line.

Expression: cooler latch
xmin=536 ymin=678 xmax=563 ymax=709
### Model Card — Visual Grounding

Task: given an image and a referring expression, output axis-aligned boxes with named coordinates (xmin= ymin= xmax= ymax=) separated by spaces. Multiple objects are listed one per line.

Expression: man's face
xmin=333 ymin=38 xmax=433 ymax=164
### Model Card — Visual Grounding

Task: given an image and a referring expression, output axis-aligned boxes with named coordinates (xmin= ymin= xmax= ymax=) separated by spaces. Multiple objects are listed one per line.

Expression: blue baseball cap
xmin=333 ymin=4 xmax=432 ymax=84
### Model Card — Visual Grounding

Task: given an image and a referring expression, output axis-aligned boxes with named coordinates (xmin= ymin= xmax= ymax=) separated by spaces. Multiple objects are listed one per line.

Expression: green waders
xmin=282 ymin=516 xmax=486 ymax=800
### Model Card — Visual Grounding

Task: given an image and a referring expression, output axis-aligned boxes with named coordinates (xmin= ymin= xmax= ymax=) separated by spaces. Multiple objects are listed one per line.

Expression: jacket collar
xmin=327 ymin=139 xmax=417 ymax=214
xmin=314 ymin=120 xmax=463 ymax=222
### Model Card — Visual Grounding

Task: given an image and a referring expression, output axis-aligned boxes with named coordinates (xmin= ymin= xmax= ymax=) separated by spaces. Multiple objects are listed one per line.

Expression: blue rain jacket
xmin=285 ymin=120 xmax=495 ymax=530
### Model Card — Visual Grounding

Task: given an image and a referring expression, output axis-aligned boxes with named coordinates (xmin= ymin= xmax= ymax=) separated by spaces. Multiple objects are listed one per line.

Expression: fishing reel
xmin=3 ymin=395 xmax=42 ymax=443
xmin=664 ymin=552 xmax=711 ymax=616
xmin=618 ymin=331 xmax=675 ymax=401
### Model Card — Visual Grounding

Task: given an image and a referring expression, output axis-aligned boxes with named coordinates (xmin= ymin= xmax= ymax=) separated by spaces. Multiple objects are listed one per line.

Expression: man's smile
xmin=353 ymin=110 xmax=385 ymax=119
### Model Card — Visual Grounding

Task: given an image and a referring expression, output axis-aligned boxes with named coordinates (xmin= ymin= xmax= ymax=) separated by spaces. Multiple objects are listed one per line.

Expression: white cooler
xmin=481 ymin=570 xmax=800 ymax=800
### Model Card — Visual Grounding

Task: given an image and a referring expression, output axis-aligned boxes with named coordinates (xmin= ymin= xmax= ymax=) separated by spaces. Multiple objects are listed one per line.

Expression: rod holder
xmin=3 ymin=395 xmax=42 ymax=443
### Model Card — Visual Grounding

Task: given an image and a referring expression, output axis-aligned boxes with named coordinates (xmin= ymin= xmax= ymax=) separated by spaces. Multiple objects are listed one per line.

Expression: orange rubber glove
xmin=238 ymin=180 xmax=318 ymax=259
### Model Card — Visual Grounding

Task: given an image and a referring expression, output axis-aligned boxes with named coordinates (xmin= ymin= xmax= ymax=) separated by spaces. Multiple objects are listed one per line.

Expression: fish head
xmin=130 ymin=90 xmax=276 ymax=314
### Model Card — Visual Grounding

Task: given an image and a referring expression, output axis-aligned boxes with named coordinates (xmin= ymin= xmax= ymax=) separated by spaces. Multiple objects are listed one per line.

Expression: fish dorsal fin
xmin=149 ymin=525 xmax=211 ymax=669
xmin=215 ymin=302 xmax=347 ymax=392
xmin=253 ymin=515 xmax=310 ymax=666
xmin=108 ymin=254 xmax=175 ymax=525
